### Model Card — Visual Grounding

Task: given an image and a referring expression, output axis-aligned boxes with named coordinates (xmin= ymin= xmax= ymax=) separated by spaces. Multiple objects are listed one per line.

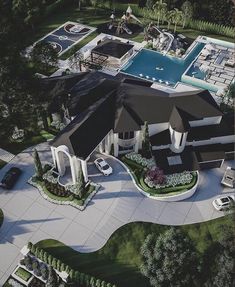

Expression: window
xmin=119 ymin=131 xmax=134 ymax=139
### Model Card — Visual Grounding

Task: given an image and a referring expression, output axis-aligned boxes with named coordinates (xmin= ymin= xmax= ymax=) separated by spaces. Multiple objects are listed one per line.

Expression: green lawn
xmin=36 ymin=215 xmax=233 ymax=287
xmin=15 ymin=267 xmax=32 ymax=282
xmin=0 ymin=209 xmax=4 ymax=228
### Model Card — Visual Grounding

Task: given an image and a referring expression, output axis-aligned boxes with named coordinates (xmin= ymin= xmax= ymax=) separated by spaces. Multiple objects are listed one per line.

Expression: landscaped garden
xmin=34 ymin=213 xmax=235 ymax=287
xmin=122 ymin=152 xmax=198 ymax=197
xmin=30 ymin=150 xmax=99 ymax=210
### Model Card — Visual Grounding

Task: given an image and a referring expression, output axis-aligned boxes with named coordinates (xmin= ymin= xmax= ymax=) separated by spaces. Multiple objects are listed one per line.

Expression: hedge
xmin=27 ymin=242 xmax=116 ymax=287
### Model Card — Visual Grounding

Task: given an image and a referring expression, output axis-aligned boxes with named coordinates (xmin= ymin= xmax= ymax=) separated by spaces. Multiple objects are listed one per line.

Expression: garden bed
xmin=121 ymin=155 xmax=198 ymax=198
xmin=29 ymin=163 xmax=100 ymax=210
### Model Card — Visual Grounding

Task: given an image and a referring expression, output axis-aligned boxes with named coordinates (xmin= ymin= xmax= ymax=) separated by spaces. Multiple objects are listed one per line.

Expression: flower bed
xmin=29 ymin=163 xmax=100 ymax=210
xmin=125 ymin=152 xmax=155 ymax=169
xmin=122 ymin=154 xmax=198 ymax=197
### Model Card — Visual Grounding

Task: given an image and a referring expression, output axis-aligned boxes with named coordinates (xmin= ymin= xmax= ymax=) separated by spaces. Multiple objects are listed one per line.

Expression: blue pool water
xmin=122 ymin=42 xmax=205 ymax=86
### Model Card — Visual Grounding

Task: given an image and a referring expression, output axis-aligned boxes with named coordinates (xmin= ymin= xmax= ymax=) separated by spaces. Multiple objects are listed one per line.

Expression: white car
xmin=212 ymin=195 xmax=235 ymax=211
xmin=94 ymin=158 xmax=113 ymax=176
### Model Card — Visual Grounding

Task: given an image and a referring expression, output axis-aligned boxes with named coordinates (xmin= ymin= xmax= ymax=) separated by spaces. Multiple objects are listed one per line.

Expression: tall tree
xmin=30 ymin=41 xmax=58 ymax=74
xmin=142 ymin=121 xmax=152 ymax=159
xmin=181 ymin=1 xmax=193 ymax=28
xmin=141 ymin=228 xmax=200 ymax=287
xmin=33 ymin=149 xmax=43 ymax=179
xmin=170 ymin=8 xmax=183 ymax=32
xmin=153 ymin=0 xmax=168 ymax=26
xmin=12 ymin=0 xmax=46 ymax=30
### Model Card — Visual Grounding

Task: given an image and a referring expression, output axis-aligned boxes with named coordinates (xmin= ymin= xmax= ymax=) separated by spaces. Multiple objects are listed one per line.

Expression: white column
xmin=113 ymin=133 xmax=119 ymax=157
xmin=99 ymin=141 xmax=104 ymax=153
xmin=81 ymin=160 xmax=88 ymax=182
xmin=70 ymin=157 xmax=77 ymax=184
xmin=134 ymin=131 xmax=141 ymax=153
xmin=55 ymin=151 xmax=65 ymax=176
xmin=104 ymin=134 xmax=111 ymax=154
xmin=51 ymin=147 xmax=56 ymax=166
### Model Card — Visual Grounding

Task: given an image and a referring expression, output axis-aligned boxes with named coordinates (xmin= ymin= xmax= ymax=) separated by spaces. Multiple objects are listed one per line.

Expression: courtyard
xmin=0 ymin=142 xmax=234 ymax=284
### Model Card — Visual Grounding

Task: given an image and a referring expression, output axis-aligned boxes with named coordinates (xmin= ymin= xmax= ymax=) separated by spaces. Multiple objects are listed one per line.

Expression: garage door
xmin=199 ymin=160 xmax=223 ymax=170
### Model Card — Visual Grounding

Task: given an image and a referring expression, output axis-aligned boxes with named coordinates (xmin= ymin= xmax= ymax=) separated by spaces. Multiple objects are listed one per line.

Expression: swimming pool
xmin=122 ymin=42 xmax=205 ymax=86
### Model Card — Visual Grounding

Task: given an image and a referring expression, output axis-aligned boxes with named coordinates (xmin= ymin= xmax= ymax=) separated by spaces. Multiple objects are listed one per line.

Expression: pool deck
xmin=189 ymin=43 xmax=235 ymax=89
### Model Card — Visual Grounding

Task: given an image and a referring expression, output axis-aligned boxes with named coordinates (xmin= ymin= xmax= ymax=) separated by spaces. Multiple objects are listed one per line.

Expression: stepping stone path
xmin=0 ymin=148 xmax=15 ymax=162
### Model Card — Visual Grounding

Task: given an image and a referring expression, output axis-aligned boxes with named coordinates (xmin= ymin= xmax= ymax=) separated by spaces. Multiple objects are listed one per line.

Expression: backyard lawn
xmin=34 ymin=6 xmax=233 ymax=51
xmin=36 ymin=215 xmax=233 ymax=287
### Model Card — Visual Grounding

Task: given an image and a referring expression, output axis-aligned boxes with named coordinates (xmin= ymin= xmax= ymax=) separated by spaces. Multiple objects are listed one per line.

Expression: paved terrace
xmin=0 ymin=142 xmax=234 ymax=284
xmin=194 ymin=44 xmax=235 ymax=89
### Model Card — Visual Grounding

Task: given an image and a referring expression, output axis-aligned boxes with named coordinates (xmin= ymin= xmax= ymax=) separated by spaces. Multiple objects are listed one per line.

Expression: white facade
xmin=169 ymin=125 xmax=188 ymax=153
xmin=189 ymin=116 xmax=222 ymax=127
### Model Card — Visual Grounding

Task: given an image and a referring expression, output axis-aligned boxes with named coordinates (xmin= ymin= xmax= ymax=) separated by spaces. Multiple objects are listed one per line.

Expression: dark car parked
xmin=0 ymin=167 xmax=22 ymax=189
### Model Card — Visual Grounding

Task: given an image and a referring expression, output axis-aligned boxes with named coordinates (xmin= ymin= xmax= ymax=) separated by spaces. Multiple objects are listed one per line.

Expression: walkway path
xmin=0 ymin=148 xmax=14 ymax=163
xmin=0 ymin=142 xmax=234 ymax=284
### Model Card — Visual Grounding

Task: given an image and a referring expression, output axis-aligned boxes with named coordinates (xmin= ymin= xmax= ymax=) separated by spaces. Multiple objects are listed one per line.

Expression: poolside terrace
xmin=184 ymin=38 xmax=235 ymax=92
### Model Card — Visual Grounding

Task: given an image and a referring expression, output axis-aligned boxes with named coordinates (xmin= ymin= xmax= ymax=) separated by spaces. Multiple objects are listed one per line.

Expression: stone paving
xmin=0 ymin=148 xmax=15 ymax=163
xmin=0 ymin=142 xmax=234 ymax=284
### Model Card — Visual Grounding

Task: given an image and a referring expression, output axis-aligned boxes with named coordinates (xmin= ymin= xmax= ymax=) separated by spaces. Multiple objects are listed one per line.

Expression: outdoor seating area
xmin=187 ymin=41 xmax=235 ymax=89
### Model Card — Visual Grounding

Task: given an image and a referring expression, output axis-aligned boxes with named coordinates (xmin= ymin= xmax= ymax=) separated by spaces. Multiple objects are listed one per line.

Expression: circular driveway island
xmin=0 ymin=142 xmax=234 ymax=284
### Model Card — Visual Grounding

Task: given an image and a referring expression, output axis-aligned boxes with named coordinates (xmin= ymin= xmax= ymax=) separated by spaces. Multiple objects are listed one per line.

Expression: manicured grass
xmin=15 ymin=267 xmax=32 ymax=282
xmin=0 ymin=160 xmax=7 ymax=169
xmin=0 ymin=209 xmax=4 ymax=228
xmin=36 ymin=215 xmax=234 ymax=287
xmin=60 ymin=31 xmax=98 ymax=60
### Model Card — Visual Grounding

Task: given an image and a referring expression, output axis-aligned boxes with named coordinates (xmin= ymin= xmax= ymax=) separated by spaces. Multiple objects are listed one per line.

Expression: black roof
xmin=49 ymin=72 xmax=225 ymax=160
xmin=169 ymin=106 xmax=190 ymax=133
xmin=92 ymin=39 xmax=134 ymax=59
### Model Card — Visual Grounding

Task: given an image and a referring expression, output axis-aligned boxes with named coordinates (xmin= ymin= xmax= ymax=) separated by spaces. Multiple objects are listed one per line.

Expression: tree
xmin=33 ymin=148 xmax=43 ymax=179
xmin=181 ymin=1 xmax=193 ymax=28
xmin=142 ymin=121 xmax=152 ymax=159
xmin=68 ymin=51 xmax=84 ymax=71
xmin=74 ymin=162 xmax=86 ymax=198
xmin=165 ymin=10 xmax=174 ymax=30
xmin=46 ymin=266 xmax=58 ymax=287
xmin=146 ymin=0 xmax=155 ymax=10
xmin=141 ymin=228 xmax=200 ymax=287
xmin=170 ymin=8 xmax=183 ymax=32
xmin=12 ymin=0 xmax=46 ymax=30
xmin=153 ymin=0 xmax=168 ymax=26
xmin=30 ymin=41 xmax=58 ymax=74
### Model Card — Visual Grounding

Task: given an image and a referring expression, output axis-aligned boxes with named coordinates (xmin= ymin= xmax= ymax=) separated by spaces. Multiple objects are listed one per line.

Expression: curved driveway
xmin=0 ymin=142 xmax=234 ymax=283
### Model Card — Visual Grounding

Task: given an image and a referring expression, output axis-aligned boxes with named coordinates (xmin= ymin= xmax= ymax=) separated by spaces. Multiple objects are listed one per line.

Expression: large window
xmin=119 ymin=131 xmax=134 ymax=139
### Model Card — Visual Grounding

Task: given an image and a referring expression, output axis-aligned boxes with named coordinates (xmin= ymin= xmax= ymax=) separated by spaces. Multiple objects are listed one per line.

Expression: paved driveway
xmin=0 ymin=142 xmax=234 ymax=284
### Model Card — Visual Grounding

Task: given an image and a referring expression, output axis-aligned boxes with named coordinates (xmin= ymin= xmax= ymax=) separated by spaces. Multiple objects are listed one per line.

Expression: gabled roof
xmin=169 ymin=106 xmax=190 ymax=133
xmin=51 ymin=91 xmax=115 ymax=160
xmin=48 ymin=72 xmax=225 ymax=160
